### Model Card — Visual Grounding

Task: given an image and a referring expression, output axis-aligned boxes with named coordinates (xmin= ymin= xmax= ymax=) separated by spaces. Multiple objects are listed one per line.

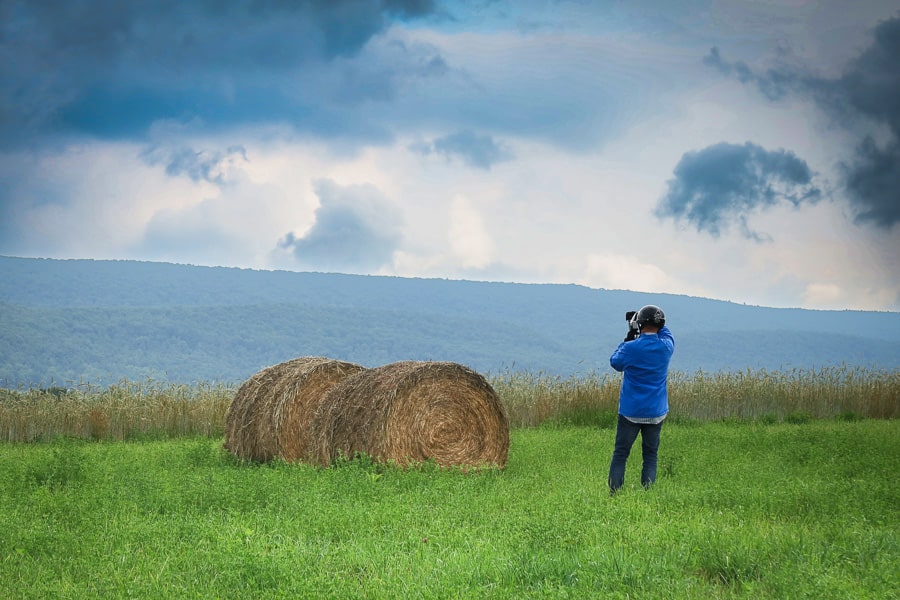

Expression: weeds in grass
xmin=24 ymin=438 xmax=87 ymax=490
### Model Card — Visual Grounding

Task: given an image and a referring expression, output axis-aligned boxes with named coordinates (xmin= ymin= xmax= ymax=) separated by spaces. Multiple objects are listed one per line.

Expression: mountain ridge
xmin=2 ymin=256 xmax=898 ymax=386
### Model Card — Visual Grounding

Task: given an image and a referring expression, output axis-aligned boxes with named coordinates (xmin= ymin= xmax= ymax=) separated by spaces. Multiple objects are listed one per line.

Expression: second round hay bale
xmin=224 ymin=356 xmax=366 ymax=462
xmin=312 ymin=361 xmax=510 ymax=468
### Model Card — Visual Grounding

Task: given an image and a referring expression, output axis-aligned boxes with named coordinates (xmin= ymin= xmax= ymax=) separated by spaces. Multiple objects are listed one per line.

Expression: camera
xmin=624 ymin=310 xmax=640 ymax=341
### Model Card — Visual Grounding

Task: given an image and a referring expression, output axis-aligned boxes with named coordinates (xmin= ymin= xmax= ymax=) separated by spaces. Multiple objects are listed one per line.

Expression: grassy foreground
xmin=2 ymin=421 xmax=897 ymax=599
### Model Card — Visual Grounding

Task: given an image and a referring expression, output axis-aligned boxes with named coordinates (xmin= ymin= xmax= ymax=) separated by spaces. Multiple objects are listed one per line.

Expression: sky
xmin=1 ymin=0 xmax=899 ymax=311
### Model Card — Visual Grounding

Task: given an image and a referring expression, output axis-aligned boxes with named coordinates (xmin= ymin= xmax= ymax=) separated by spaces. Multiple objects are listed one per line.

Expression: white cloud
xmin=0 ymin=143 xmax=210 ymax=258
xmin=448 ymin=195 xmax=494 ymax=269
xmin=803 ymin=282 xmax=844 ymax=308
xmin=578 ymin=253 xmax=674 ymax=293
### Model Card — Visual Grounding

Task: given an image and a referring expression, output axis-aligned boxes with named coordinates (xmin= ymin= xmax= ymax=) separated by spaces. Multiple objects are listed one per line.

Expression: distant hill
xmin=1 ymin=256 xmax=898 ymax=387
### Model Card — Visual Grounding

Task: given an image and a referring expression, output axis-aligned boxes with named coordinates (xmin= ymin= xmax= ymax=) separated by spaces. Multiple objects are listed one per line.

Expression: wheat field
xmin=1 ymin=366 xmax=896 ymax=442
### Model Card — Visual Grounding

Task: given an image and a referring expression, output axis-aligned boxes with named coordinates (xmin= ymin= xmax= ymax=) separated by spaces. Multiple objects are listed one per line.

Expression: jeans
xmin=608 ymin=414 xmax=663 ymax=492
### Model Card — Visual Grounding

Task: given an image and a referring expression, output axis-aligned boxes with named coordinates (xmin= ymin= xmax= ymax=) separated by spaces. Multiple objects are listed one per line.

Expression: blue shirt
xmin=609 ymin=326 xmax=674 ymax=419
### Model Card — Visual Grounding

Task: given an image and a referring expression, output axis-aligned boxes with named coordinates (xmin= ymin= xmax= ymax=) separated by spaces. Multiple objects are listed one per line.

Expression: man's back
xmin=609 ymin=326 xmax=674 ymax=419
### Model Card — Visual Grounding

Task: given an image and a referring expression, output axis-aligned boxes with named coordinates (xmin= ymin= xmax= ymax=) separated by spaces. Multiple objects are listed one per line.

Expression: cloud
xmin=278 ymin=179 xmax=402 ymax=272
xmin=0 ymin=0 xmax=441 ymax=147
xmin=705 ymin=16 xmax=900 ymax=228
xmin=411 ymin=130 xmax=512 ymax=169
xmin=841 ymin=136 xmax=900 ymax=228
xmin=579 ymin=253 xmax=682 ymax=295
xmin=448 ymin=195 xmax=494 ymax=267
xmin=141 ymin=145 xmax=248 ymax=185
xmin=655 ymin=142 xmax=822 ymax=240
xmin=0 ymin=0 xmax=686 ymax=156
xmin=0 ymin=141 xmax=214 ymax=259
xmin=702 ymin=46 xmax=797 ymax=102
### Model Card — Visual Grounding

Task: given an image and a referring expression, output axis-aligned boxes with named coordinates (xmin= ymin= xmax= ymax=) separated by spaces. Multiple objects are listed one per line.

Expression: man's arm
xmin=610 ymin=342 xmax=628 ymax=372
xmin=657 ymin=325 xmax=675 ymax=354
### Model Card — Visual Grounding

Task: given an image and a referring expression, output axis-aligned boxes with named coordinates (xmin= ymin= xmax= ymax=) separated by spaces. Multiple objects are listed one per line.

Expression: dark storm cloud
xmin=841 ymin=137 xmax=900 ymax=228
xmin=411 ymin=130 xmax=512 ymax=170
xmin=656 ymin=142 xmax=822 ymax=240
xmin=278 ymin=179 xmax=402 ymax=271
xmin=141 ymin=145 xmax=248 ymax=185
xmin=705 ymin=16 xmax=900 ymax=228
xmin=0 ymin=0 xmax=439 ymax=146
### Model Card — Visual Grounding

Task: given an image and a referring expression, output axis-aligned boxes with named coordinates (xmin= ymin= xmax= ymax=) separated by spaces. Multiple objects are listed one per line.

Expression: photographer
xmin=607 ymin=305 xmax=674 ymax=494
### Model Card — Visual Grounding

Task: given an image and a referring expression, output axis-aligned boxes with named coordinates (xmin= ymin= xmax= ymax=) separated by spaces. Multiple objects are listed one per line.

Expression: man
xmin=608 ymin=304 xmax=674 ymax=494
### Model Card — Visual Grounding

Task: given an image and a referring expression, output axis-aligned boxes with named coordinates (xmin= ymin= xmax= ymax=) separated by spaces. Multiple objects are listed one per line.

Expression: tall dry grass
xmin=490 ymin=369 xmax=621 ymax=428
xmin=491 ymin=365 xmax=898 ymax=427
xmin=667 ymin=366 xmax=899 ymax=421
xmin=0 ymin=366 xmax=896 ymax=442
xmin=0 ymin=379 xmax=233 ymax=442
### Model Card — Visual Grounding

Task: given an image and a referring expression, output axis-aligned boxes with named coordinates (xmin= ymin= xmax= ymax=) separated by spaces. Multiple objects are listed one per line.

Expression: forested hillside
xmin=2 ymin=256 xmax=898 ymax=386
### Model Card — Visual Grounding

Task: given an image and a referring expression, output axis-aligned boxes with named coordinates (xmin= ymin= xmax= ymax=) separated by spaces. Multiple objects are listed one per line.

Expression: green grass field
xmin=2 ymin=420 xmax=897 ymax=599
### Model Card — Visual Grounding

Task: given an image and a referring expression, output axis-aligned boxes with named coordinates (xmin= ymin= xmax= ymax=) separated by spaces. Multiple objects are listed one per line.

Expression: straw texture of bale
xmin=224 ymin=356 xmax=366 ymax=462
xmin=311 ymin=361 xmax=509 ymax=468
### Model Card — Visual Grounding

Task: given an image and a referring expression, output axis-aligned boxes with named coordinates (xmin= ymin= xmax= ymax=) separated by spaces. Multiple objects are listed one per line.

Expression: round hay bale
xmin=224 ymin=356 xmax=366 ymax=462
xmin=311 ymin=361 xmax=509 ymax=468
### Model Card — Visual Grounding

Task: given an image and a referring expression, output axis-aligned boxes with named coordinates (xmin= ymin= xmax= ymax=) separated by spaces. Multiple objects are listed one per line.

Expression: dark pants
xmin=608 ymin=414 xmax=663 ymax=492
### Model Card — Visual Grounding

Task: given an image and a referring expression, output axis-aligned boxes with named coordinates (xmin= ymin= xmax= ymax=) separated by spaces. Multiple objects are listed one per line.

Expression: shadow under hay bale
xmin=224 ymin=356 xmax=366 ymax=462
xmin=311 ymin=361 xmax=510 ymax=468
